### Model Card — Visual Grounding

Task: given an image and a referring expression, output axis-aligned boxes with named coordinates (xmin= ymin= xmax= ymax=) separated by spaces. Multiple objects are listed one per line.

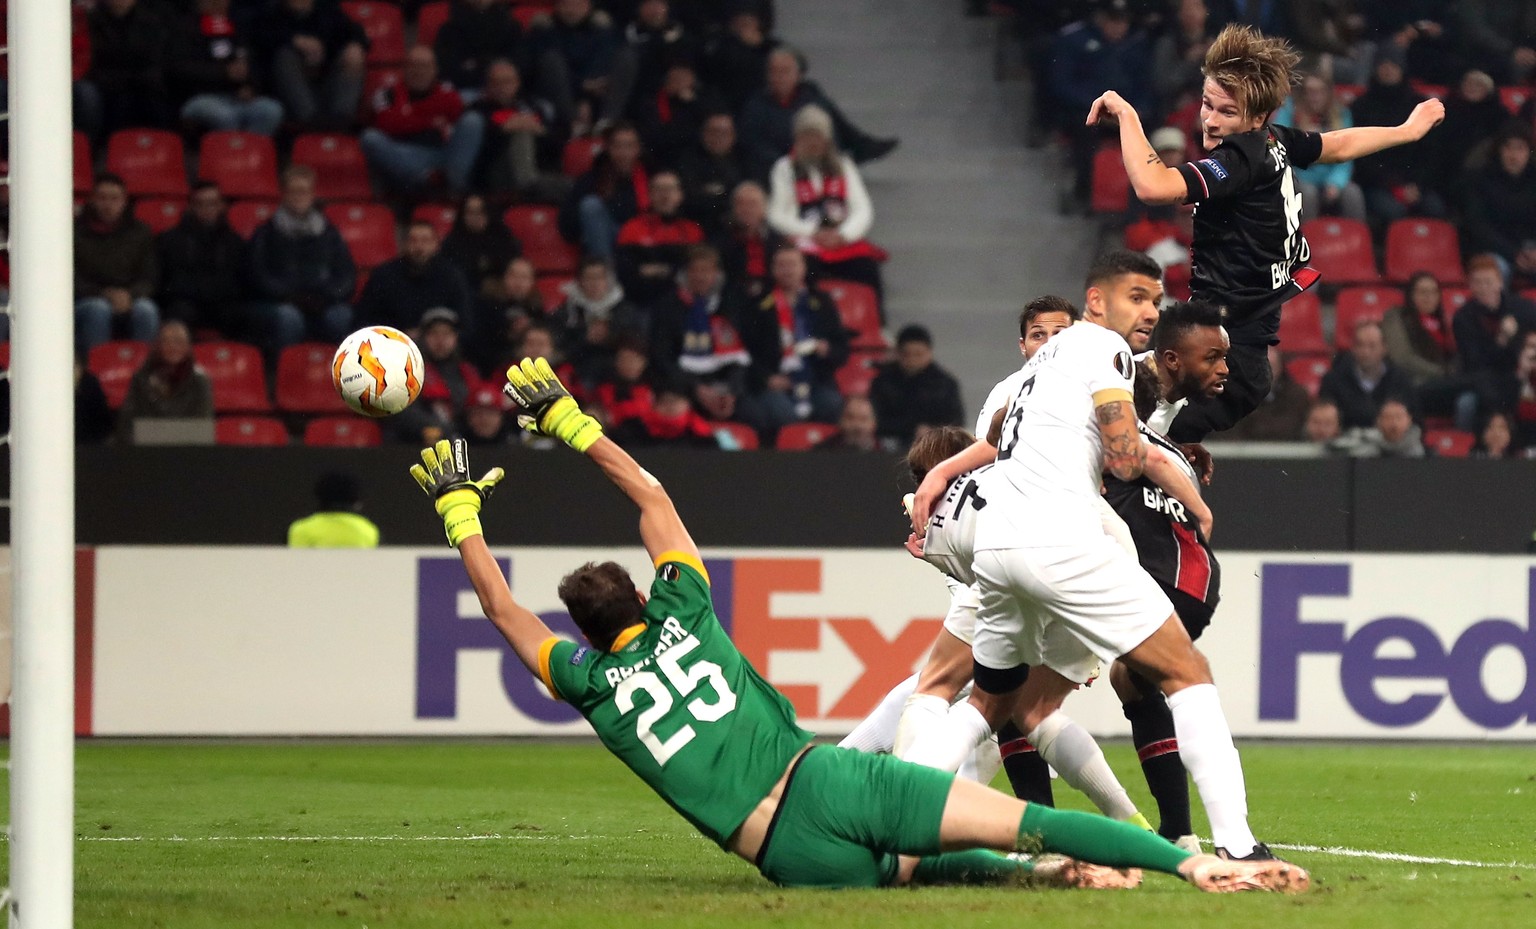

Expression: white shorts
xmin=941 ymin=578 xmax=980 ymax=646
xmin=970 ymin=535 xmax=1173 ymax=685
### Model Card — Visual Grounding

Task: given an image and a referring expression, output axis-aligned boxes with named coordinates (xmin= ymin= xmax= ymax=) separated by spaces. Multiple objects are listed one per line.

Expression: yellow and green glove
xmin=409 ymin=438 xmax=505 ymax=548
xmin=503 ymin=357 xmax=604 ymax=453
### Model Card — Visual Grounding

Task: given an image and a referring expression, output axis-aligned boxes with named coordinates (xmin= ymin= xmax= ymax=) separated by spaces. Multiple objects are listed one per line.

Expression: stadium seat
xmin=1333 ymin=83 xmax=1364 ymax=106
xmin=1500 ymin=86 xmax=1531 ymax=115
xmin=87 ymin=340 xmax=151 ymax=408
xmin=1409 ymin=81 xmax=1447 ymax=99
xmin=74 ymin=130 xmax=92 ymax=195
xmin=776 ymin=422 xmax=833 ymax=451
xmin=412 ymin=202 xmax=458 ymax=238
xmin=1424 ymin=428 xmax=1474 ymax=458
xmin=1333 ymin=286 xmax=1399 ymax=348
xmin=193 ymin=341 xmax=272 ymax=412
xmin=276 ymin=342 xmax=350 ymax=414
xmin=1285 ymin=353 xmax=1330 ymax=396
xmin=1522 ymin=288 xmax=1536 ymax=305
xmin=561 ymin=137 xmax=604 ymax=178
xmin=1276 ymin=291 xmax=1328 ymax=354
xmin=1301 ymin=218 xmax=1379 ymax=284
xmin=197 ymin=131 xmax=280 ymax=200
xmin=324 ymin=203 xmax=399 ymax=270
xmin=226 ymin=200 xmax=277 ymax=238
xmin=415 ymin=0 xmax=450 ymax=46
xmin=134 ymin=197 xmax=185 ymax=234
xmin=215 ymin=415 xmax=289 ymax=446
xmin=0 ymin=341 xmax=8 ymax=369
xmin=821 ymin=279 xmax=884 ymax=348
xmin=342 ymin=1 xmax=406 ymax=66
xmin=291 ymin=133 xmax=375 ymax=202
xmin=835 ymin=357 xmax=878 ymax=397
xmin=304 ymin=416 xmax=383 ymax=447
xmin=1384 ymin=218 xmax=1464 ymax=284
xmin=106 ymin=129 xmax=188 ymax=197
xmin=504 ymin=205 xmax=578 ymax=274
xmin=1441 ymin=286 xmax=1471 ymax=316
xmin=712 ymin=421 xmax=759 ymax=450
xmin=1089 ymin=145 xmax=1130 ymax=215
xmin=510 ymin=3 xmax=554 ymax=27
xmin=536 ymin=275 xmax=572 ymax=307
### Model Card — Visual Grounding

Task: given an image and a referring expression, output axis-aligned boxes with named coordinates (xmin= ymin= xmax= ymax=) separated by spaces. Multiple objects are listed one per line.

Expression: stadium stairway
xmin=777 ymin=0 xmax=1099 ymax=411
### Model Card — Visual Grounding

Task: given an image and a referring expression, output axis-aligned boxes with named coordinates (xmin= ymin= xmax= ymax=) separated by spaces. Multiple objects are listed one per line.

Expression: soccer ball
xmin=332 ymin=326 xmax=425 ymax=417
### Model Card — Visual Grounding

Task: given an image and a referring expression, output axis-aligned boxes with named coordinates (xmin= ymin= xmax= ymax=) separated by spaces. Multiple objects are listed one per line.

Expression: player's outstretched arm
xmin=1317 ymin=98 xmax=1444 ymax=164
xmin=1087 ymin=91 xmax=1187 ymax=206
xmin=584 ymin=436 xmax=701 ymax=566
xmin=1096 ymin=399 xmax=1147 ymax=481
xmin=1142 ymin=444 xmax=1213 ymax=539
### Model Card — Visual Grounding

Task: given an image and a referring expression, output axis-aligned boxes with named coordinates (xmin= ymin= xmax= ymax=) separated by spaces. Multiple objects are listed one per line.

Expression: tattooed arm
xmin=1096 ymin=399 xmax=1147 ymax=481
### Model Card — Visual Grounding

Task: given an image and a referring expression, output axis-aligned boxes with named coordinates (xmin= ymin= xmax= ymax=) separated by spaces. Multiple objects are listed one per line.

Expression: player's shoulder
xmin=1058 ymin=320 xmax=1131 ymax=355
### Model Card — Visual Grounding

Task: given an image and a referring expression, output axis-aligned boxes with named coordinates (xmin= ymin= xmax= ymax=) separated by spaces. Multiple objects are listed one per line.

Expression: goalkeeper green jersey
xmin=537 ymin=551 xmax=814 ymax=847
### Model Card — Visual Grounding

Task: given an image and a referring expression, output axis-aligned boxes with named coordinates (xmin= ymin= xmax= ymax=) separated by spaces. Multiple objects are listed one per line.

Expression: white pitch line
xmin=1267 ymin=842 xmax=1535 ymax=870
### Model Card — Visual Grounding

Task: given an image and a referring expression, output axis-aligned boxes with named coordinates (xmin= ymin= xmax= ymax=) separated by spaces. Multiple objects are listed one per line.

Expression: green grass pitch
xmin=3 ymin=740 xmax=1533 ymax=928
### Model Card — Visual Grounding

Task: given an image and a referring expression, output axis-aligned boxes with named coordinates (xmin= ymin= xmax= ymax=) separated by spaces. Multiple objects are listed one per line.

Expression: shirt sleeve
xmin=1175 ymin=137 xmax=1257 ymax=204
xmin=1274 ymin=122 xmax=1325 ymax=170
xmin=1071 ymin=326 xmax=1137 ymax=404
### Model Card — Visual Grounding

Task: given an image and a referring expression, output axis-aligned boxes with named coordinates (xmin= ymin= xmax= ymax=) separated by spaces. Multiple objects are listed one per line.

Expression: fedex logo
xmin=1259 ymin=564 xmax=1536 ymax=729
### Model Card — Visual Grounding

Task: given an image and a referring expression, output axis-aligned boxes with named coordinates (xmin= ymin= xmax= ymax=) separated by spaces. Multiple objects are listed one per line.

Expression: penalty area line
xmin=1267 ymin=842 xmax=1534 ymax=870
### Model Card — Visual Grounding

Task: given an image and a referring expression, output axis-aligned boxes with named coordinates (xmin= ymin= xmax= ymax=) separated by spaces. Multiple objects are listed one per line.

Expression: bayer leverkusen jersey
xmin=1177 ymin=123 xmax=1324 ymax=344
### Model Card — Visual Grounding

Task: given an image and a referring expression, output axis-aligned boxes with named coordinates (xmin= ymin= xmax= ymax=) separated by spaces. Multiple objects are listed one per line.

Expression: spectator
xmin=649 ymin=244 xmax=750 ymax=421
xmin=472 ymin=59 xmax=569 ymax=201
xmin=79 ymin=0 xmax=171 ymax=139
xmin=1352 ymin=45 xmax=1447 ymax=223
xmin=622 ymin=0 xmax=701 ymax=100
xmin=549 ymin=257 xmax=646 ymax=384
xmin=1431 ymin=70 xmax=1509 ymax=189
xmin=1274 ymin=74 xmax=1367 ymax=223
xmin=433 ymin=0 xmax=524 ymax=97
xmin=361 ymin=46 xmax=486 ymax=198
xmin=115 ymin=320 xmax=214 ymax=444
xmin=635 ymin=56 xmax=726 ymax=169
xmin=441 ymin=194 xmax=522 ymax=309
xmin=615 ymin=170 xmax=706 ymax=308
xmin=1319 ymin=319 xmax=1418 ymax=429
xmin=1362 ymin=2 xmax=1463 ymax=87
xmin=357 ymin=220 xmax=473 ymax=334
xmin=460 ymin=384 xmax=516 ymax=447
xmin=526 ymin=0 xmax=631 ymax=134
xmin=559 ymin=121 xmax=648 ymax=260
xmin=703 ymin=5 xmax=778 ymax=113
xmin=677 ymin=112 xmax=749 ymax=237
xmin=1334 ymin=397 xmax=1426 ymax=458
xmin=168 ymin=0 xmax=284 ymax=136
xmin=767 ymin=105 xmax=884 ymax=303
xmin=254 ymin=0 xmax=367 ymax=132
xmin=611 ymin=380 xmax=720 ymax=448
xmin=737 ymin=245 xmax=849 ymax=437
xmin=738 ymin=47 xmax=898 ymax=179
xmin=155 ymin=181 xmax=247 ymax=335
xmin=1453 ymin=254 xmax=1536 ymax=411
xmin=713 ymin=180 xmax=785 ymax=301
xmin=1453 ymin=0 xmax=1536 ymax=86
xmin=590 ymin=337 xmax=655 ymax=431
xmin=1382 ymin=271 xmax=1482 ymax=430
xmin=1303 ymin=396 xmax=1343 ymax=445
xmin=868 ymin=324 xmax=965 ymax=446
xmin=394 ymin=307 xmax=485 ymax=444
xmin=1462 ymin=124 xmax=1536 ymax=283
xmin=1222 ymin=344 xmax=1312 ymax=440
xmin=76 ymin=358 xmax=116 ymax=446
xmin=1152 ymin=0 xmax=1217 ymax=119
xmin=75 ymin=174 xmax=160 ymax=354
xmin=1515 ymin=330 xmax=1536 ymax=447
xmin=246 ymin=165 xmax=357 ymax=355
xmin=474 ymin=256 xmax=546 ymax=375
xmin=1473 ymin=410 xmax=1517 ymax=458
xmin=813 ymin=393 xmax=880 ymax=451
xmin=287 ymin=472 xmax=381 ymax=548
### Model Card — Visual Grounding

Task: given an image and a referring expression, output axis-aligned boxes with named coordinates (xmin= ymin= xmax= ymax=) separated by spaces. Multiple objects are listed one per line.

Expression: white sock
xmin=903 ymin=700 xmax=992 ymax=773
xmin=893 ymin=692 xmax=949 ymax=758
xmin=967 ymin=736 xmax=1003 ymax=785
xmin=839 ymin=673 xmax=917 ymax=753
xmin=1167 ymin=683 xmax=1256 ymax=856
xmin=1029 ymin=711 xmax=1139 ymax=821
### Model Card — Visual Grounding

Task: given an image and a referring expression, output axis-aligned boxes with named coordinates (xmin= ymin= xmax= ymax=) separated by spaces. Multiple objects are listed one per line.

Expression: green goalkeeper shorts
xmin=755 ymin=745 xmax=954 ymax=889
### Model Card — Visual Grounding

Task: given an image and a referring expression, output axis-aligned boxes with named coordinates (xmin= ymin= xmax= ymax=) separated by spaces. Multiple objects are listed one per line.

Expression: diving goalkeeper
xmin=405 ymin=357 xmax=1309 ymax=893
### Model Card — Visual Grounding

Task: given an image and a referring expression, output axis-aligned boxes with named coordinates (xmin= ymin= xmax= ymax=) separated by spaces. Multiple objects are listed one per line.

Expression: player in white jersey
xmin=907 ymin=250 xmax=1280 ymax=863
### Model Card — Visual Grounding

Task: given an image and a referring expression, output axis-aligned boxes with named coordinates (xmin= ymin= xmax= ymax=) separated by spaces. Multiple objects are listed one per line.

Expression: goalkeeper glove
xmin=409 ymin=438 xmax=505 ymax=548
xmin=503 ymin=357 xmax=604 ymax=453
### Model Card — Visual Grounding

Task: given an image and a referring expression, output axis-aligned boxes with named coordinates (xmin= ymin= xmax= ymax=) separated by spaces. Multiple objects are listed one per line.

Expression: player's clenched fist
xmin=503 ymin=357 xmax=604 ymax=453
xmin=1087 ymin=91 xmax=1139 ymax=127
xmin=1402 ymin=98 xmax=1445 ymax=139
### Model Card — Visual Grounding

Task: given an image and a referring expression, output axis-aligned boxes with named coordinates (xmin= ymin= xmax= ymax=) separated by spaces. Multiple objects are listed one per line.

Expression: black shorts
xmin=1157 ymin=581 xmax=1214 ymax=641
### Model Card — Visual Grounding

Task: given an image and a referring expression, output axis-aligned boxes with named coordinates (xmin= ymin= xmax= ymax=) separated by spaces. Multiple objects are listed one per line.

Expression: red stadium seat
xmin=503 ymin=204 xmax=578 ymax=274
xmin=1090 ymin=145 xmax=1130 ymax=215
xmin=1409 ymin=81 xmax=1447 ymax=99
xmin=134 ymin=197 xmax=185 ymax=234
xmin=1301 ymin=218 xmax=1379 ymax=284
xmin=1501 ymin=86 xmax=1532 ymax=115
xmin=412 ymin=202 xmax=458 ymax=239
xmin=197 ymin=131 xmax=280 ymax=200
xmin=1285 ymin=353 xmax=1330 ymax=397
xmin=304 ymin=416 xmax=383 ymax=447
xmin=193 ymin=341 xmax=272 ymax=412
xmin=1384 ymin=218 xmax=1464 ymax=284
xmin=1333 ymin=83 xmax=1364 ymax=106
xmin=291 ymin=133 xmax=375 ymax=202
xmin=562 ymin=137 xmax=604 ymax=178
xmin=1276 ymin=291 xmax=1328 ymax=354
xmin=536 ymin=275 xmax=572 ymax=307
xmin=106 ymin=129 xmax=188 ymax=197
xmin=511 ymin=3 xmax=554 ymax=27
xmin=342 ymin=1 xmax=406 ymax=66
xmin=226 ymin=200 xmax=277 ymax=238
xmin=1522 ymin=288 xmax=1536 ymax=305
xmin=0 ymin=342 xmax=8 ymax=369
xmin=821 ymin=279 xmax=884 ymax=348
xmin=712 ymin=422 xmax=759 ymax=450
xmin=324 ymin=203 xmax=399 ymax=270
xmin=416 ymin=1 xmax=450 ymax=46
xmin=835 ymin=357 xmax=877 ymax=397
xmin=1333 ymin=286 xmax=1399 ymax=349
xmin=87 ymin=340 xmax=151 ymax=409
xmin=276 ymin=342 xmax=350 ymax=414
xmin=215 ymin=415 xmax=290 ymax=446
xmin=776 ymin=422 xmax=834 ymax=451
xmin=74 ymin=131 xmax=92 ymax=195
xmin=1424 ymin=428 xmax=1474 ymax=458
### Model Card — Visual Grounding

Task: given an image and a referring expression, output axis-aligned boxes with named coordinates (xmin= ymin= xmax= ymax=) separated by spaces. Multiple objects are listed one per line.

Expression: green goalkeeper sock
xmin=911 ymin=850 xmax=1031 ymax=886
xmin=1017 ymin=803 xmax=1192 ymax=875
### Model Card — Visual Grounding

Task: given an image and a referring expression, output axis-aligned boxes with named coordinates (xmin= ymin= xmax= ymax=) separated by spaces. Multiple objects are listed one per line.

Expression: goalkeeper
xmin=406 ymin=357 xmax=1309 ymax=894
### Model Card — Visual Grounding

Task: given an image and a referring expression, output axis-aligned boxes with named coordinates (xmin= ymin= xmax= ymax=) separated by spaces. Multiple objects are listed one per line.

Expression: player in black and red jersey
xmin=1086 ymin=25 xmax=1444 ymax=442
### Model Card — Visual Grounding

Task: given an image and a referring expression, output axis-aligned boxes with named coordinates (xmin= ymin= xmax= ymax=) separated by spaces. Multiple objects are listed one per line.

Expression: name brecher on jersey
xmin=921 ymin=465 xmax=993 ymax=586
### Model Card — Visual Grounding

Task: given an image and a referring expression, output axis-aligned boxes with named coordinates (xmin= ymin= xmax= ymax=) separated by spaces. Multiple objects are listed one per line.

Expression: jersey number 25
xmin=615 ymin=636 xmax=738 ymax=766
